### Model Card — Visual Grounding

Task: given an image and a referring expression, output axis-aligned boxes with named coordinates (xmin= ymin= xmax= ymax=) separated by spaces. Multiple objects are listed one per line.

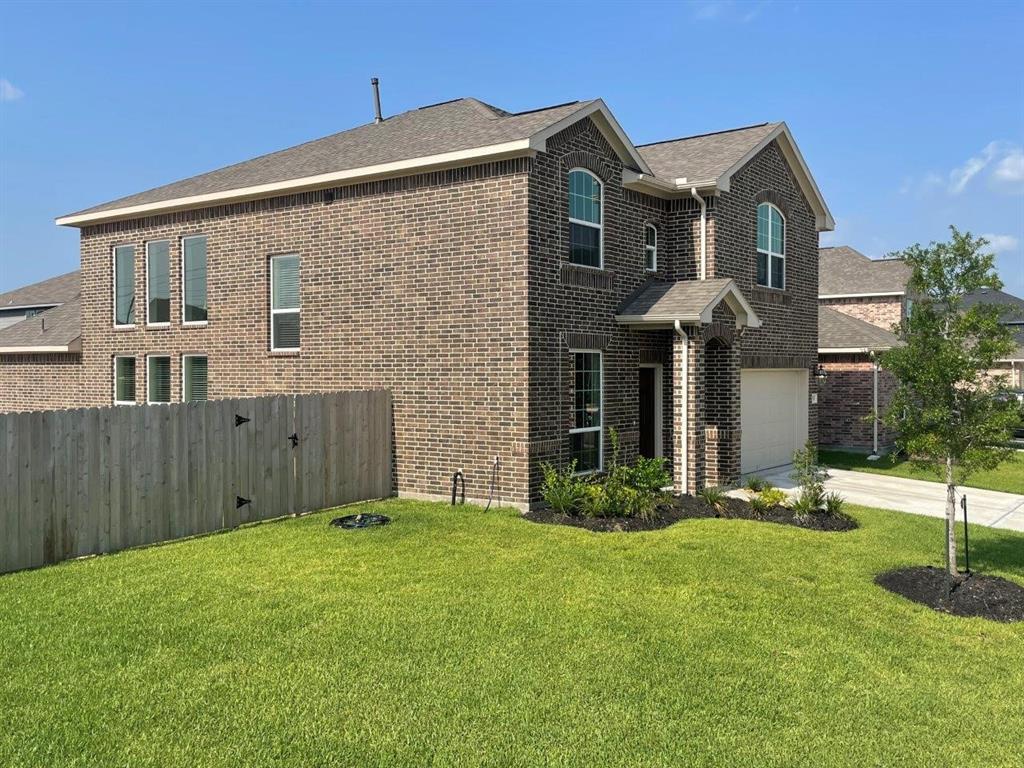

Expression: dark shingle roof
xmin=0 ymin=270 xmax=80 ymax=309
xmin=1006 ymin=327 xmax=1024 ymax=361
xmin=961 ymin=287 xmax=1024 ymax=323
xmin=0 ymin=297 xmax=81 ymax=351
xmin=65 ymin=99 xmax=594 ymax=217
xmin=819 ymin=246 xmax=911 ymax=296
xmin=819 ymin=305 xmax=898 ymax=352
xmin=618 ymin=278 xmax=736 ymax=320
xmin=636 ymin=123 xmax=781 ymax=183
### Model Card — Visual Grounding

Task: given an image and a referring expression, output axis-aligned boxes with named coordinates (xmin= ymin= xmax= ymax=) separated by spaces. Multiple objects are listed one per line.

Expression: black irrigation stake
xmin=961 ymin=494 xmax=970 ymax=574
xmin=236 ymin=496 xmax=252 ymax=509
xmin=451 ymin=470 xmax=465 ymax=506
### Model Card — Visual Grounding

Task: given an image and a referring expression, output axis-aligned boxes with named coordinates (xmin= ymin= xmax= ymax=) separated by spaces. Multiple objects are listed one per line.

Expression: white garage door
xmin=741 ymin=369 xmax=808 ymax=474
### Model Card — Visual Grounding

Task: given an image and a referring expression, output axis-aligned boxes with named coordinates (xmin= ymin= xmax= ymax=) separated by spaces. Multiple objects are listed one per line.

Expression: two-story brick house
xmin=2 ymin=97 xmax=834 ymax=507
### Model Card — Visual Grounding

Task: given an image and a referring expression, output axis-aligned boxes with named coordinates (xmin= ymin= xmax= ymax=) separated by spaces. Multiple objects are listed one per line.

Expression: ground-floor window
xmin=147 ymin=355 xmax=171 ymax=404
xmin=113 ymin=356 xmax=136 ymax=405
xmin=570 ymin=350 xmax=602 ymax=472
xmin=182 ymin=355 xmax=208 ymax=402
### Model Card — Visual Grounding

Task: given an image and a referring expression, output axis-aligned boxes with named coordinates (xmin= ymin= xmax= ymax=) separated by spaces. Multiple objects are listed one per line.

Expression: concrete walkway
xmin=758 ymin=465 xmax=1024 ymax=532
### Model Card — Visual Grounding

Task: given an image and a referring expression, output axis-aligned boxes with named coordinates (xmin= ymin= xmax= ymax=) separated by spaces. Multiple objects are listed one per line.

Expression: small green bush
xmin=759 ymin=487 xmax=788 ymax=508
xmin=697 ymin=485 xmax=729 ymax=516
xmin=625 ymin=456 xmax=672 ymax=494
xmin=578 ymin=483 xmax=609 ymax=518
xmin=744 ymin=475 xmax=770 ymax=492
xmin=791 ymin=487 xmax=824 ymax=519
xmin=823 ymin=491 xmax=846 ymax=517
xmin=540 ymin=461 xmax=585 ymax=515
xmin=748 ymin=494 xmax=771 ymax=516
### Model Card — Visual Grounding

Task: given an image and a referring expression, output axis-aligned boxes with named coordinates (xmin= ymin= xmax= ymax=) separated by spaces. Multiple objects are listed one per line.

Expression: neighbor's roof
xmin=818 ymin=305 xmax=899 ymax=353
xmin=636 ymin=123 xmax=781 ymax=184
xmin=616 ymin=278 xmax=761 ymax=329
xmin=0 ymin=270 xmax=80 ymax=310
xmin=1005 ymin=327 xmax=1024 ymax=361
xmin=819 ymin=246 xmax=912 ymax=297
xmin=57 ymin=96 xmax=833 ymax=231
xmin=0 ymin=296 xmax=82 ymax=353
xmin=961 ymin=287 xmax=1024 ymax=323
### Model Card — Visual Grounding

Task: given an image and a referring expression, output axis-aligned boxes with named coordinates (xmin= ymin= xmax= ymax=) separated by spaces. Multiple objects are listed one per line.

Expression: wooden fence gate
xmin=0 ymin=390 xmax=392 ymax=575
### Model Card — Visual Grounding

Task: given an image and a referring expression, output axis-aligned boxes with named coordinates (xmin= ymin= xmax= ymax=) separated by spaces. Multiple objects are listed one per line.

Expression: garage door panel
xmin=741 ymin=369 xmax=808 ymax=474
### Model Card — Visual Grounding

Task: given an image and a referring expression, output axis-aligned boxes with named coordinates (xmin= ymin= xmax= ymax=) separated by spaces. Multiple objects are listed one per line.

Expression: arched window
xmin=756 ymin=202 xmax=785 ymax=289
xmin=644 ymin=224 xmax=657 ymax=271
xmin=568 ymin=169 xmax=602 ymax=268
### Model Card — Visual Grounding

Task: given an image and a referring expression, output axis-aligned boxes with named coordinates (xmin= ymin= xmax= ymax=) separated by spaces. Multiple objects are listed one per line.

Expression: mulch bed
xmin=875 ymin=566 xmax=1024 ymax=623
xmin=522 ymin=494 xmax=858 ymax=533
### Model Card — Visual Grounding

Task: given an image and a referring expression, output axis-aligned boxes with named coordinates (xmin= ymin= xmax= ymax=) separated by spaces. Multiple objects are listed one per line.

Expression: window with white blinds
xmin=182 ymin=355 xmax=208 ymax=402
xmin=270 ymin=254 xmax=300 ymax=351
xmin=182 ymin=235 xmax=208 ymax=324
xmin=113 ymin=356 xmax=136 ymax=404
xmin=147 ymin=356 xmax=171 ymax=404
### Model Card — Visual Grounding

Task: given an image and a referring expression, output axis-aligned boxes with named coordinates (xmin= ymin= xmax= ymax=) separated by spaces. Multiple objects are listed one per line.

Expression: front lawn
xmin=2 ymin=499 xmax=1023 ymax=767
xmin=820 ymin=449 xmax=1024 ymax=495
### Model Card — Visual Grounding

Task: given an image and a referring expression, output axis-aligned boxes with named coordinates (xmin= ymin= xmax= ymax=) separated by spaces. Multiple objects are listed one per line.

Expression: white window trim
xmin=756 ymin=202 xmax=786 ymax=290
xmin=269 ymin=254 xmax=301 ymax=352
xmin=112 ymin=243 xmax=135 ymax=328
xmin=181 ymin=234 xmax=208 ymax=327
xmin=181 ymin=353 xmax=208 ymax=403
xmin=145 ymin=240 xmax=171 ymax=328
xmin=568 ymin=168 xmax=604 ymax=271
xmin=112 ymin=356 xmax=137 ymax=406
xmin=569 ymin=348 xmax=603 ymax=474
xmin=644 ymin=224 xmax=658 ymax=272
xmin=146 ymin=354 xmax=172 ymax=405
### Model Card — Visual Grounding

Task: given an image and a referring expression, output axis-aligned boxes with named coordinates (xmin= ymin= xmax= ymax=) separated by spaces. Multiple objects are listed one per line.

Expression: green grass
xmin=820 ymin=449 xmax=1024 ymax=494
xmin=2 ymin=500 xmax=1023 ymax=768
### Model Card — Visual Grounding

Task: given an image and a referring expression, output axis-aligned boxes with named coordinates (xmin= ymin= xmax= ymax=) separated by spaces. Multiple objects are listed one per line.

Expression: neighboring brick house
xmin=1 ymin=97 xmax=835 ymax=506
xmin=962 ymin=287 xmax=1024 ymax=389
xmin=0 ymin=271 xmax=83 ymax=411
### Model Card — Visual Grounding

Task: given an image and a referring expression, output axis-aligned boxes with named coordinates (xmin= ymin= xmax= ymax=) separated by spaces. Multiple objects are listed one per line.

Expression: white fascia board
xmin=616 ymin=314 xmax=701 ymax=326
xmin=819 ymin=347 xmax=887 ymax=354
xmin=56 ymin=140 xmax=536 ymax=227
xmin=0 ymin=302 xmax=61 ymax=312
xmin=529 ymin=99 xmax=653 ymax=175
xmin=819 ymin=292 xmax=905 ymax=299
xmin=621 ymin=169 xmax=717 ymax=198
xmin=0 ymin=345 xmax=75 ymax=353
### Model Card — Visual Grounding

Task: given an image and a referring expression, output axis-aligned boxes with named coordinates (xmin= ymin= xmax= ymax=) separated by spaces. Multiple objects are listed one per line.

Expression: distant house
xmin=961 ymin=287 xmax=1024 ymax=389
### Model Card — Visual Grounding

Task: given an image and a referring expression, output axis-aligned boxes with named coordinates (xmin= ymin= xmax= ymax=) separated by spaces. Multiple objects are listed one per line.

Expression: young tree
xmin=881 ymin=227 xmax=1018 ymax=593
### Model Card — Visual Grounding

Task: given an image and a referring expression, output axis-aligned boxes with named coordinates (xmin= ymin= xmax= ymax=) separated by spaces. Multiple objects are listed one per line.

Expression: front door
xmin=638 ymin=366 xmax=657 ymax=459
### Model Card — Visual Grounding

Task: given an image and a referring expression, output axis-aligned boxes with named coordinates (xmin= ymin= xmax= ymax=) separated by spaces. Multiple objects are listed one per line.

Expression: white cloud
xmin=948 ymin=141 xmax=1000 ymax=194
xmin=692 ymin=1 xmax=767 ymax=22
xmin=980 ymin=234 xmax=1019 ymax=253
xmin=993 ymin=150 xmax=1024 ymax=184
xmin=0 ymin=78 xmax=24 ymax=102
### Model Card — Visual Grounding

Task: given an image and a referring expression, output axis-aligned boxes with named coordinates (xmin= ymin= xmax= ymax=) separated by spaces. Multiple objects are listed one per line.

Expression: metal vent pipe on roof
xmin=371 ymin=77 xmax=383 ymax=124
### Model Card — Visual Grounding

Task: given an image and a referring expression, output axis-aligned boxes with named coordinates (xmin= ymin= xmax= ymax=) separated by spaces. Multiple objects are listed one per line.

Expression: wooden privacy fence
xmin=0 ymin=391 xmax=392 ymax=575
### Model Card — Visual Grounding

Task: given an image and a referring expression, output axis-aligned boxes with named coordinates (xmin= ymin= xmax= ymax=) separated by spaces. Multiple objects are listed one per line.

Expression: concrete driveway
xmin=758 ymin=465 xmax=1024 ymax=532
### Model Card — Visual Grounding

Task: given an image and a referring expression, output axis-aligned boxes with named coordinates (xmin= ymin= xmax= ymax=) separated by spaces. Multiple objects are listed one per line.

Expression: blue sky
xmin=1 ymin=0 xmax=1022 ymax=294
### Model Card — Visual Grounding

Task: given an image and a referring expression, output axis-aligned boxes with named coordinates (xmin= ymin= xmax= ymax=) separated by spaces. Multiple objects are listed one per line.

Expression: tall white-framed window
xmin=146 ymin=240 xmax=170 ymax=326
xmin=113 ymin=356 xmax=137 ymax=405
xmin=147 ymin=355 xmax=172 ymax=404
xmin=270 ymin=254 xmax=300 ymax=351
xmin=569 ymin=349 xmax=603 ymax=473
xmin=181 ymin=235 xmax=208 ymax=325
xmin=182 ymin=354 xmax=208 ymax=402
xmin=568 ymin=168 xmax=603 ymax=269
xmin=756 ymin=202 xmax=785 ymax=289
xmin=113 ymin=244 xmax=136 ymax=327
xmin=645 ymin=224 xmax=658 ymax=271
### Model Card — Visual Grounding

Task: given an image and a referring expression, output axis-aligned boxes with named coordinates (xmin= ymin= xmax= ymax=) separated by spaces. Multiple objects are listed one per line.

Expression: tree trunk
xmin=945 ymin=456 xmax=958 ymax=596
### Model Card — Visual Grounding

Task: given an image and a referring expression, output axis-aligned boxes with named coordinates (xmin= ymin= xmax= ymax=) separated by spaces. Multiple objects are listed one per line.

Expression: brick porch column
xmin=672 ymin=327 xmax=704 ymax=495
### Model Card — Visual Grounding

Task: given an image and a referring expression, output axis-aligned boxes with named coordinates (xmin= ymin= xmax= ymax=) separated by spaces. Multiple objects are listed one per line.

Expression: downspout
xmin=674 ymin=320 xmax=689 ymax=494
xmin=867 ymin=350 xmax=880 ymax=461
xmin=690 ymin=187 xmax=707 ymax=280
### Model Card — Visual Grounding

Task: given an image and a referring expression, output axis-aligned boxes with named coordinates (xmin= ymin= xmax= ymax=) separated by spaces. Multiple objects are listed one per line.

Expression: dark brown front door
xmin=638 ymin=367 xmax=656 ymax=459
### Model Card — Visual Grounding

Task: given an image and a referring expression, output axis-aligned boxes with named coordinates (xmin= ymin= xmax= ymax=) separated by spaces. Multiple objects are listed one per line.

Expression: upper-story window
xmin=270 ymin=254 xmax=300 ymax=351
xmin=182 ymin=235 xmax=208 ymax=324
xmin=756 ymin=203 xmax=785 ymax=289
xmin=113 ymin=244 xmax=135 ymax=326
xmin=568 ymin=169 xmax=602 ymax=269
xmin=146 ymin=240 xmax=170 ymax=325
xmin=645 ymin=225 xmax=657 ymax=271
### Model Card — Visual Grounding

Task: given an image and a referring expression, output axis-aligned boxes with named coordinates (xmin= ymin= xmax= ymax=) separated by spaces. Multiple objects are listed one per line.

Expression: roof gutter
xmin=819 ymin=292 xmax=905 ymax=299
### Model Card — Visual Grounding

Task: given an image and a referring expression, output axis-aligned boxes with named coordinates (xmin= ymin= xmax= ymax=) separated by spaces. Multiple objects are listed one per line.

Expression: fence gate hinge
xmin=236 ymin=496 xmax=252 ymax=509
xmin=288 ymin=432 xmax=299 ymax=447
xmin=235 ymin=414 xmax=251 ymax=427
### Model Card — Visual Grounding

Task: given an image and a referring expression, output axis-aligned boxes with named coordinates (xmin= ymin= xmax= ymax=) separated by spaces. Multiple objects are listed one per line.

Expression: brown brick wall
xmin=818 ymin=354 xmax=896 ymax=450
xmin=821 ymin=295 xmax=904 ymax=331
xmin=0 ymin=354 xmax=82 ymax=412
xmin=72 ymin=160 xmax=533 ymax=504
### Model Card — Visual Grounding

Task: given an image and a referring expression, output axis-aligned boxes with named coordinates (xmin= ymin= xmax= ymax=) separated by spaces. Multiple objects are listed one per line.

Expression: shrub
xmin=625 ymin=456 xmax=671 ymax=494
xmin=823 ymin=491 xmax=846 ymax=517
xmin=748 ymin=494 xmax=771 ymax=516
xmin=697 ymin=485 xmax=729 ymax=516
xmin=791 ymin=487 xmax=824 ymax=520
xmin=759 ymin=487 xmax=788 ymax=508
xmin=791 ymin=441 xmax=827 ymax=505
xmin=578 ymin=483 xmax=609 ymax=518
xmin=744 ymin=475 xmax=770 ymax=492
xmin=540 ymin=461 xmax=585 ymax=515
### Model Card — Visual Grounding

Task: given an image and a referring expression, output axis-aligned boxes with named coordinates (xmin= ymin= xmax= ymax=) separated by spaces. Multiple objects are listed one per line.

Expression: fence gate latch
xmin=236 ymin=496 xmax=252 ymax=509
xmin=235 ymin=414 xmax=251 ymax=427
xmin=288 ymin=432 xmax=299 ymax=447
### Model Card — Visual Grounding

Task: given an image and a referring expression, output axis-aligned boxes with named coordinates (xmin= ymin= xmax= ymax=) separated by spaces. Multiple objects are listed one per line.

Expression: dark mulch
xmin=876 ymin=566 xmax=1024 ymax=623
xmin=522 ymin=494 xmax=858 ymax=533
